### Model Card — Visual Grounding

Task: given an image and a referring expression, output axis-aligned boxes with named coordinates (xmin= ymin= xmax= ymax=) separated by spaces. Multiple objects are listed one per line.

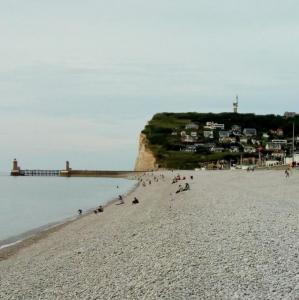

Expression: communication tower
xmin=233 ymin=95 xmax=239 ymax=113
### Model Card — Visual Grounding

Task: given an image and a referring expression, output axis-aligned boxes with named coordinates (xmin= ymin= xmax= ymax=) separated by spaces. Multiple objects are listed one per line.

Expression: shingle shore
xmin=0 ymin=170 xmax=298 ymax=299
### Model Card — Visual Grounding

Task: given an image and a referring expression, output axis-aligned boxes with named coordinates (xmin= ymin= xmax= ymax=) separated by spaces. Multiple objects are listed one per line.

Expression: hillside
xmin=136 ymin=112 xmax=299 ymax=170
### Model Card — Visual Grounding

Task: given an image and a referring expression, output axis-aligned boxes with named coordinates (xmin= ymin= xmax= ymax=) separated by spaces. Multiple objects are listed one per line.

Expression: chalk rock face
xmin=134 ymin=133 xmax=158 ymax=171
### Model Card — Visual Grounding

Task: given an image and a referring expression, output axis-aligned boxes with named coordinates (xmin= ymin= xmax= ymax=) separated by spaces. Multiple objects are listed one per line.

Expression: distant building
xmin=182 ymin=135 xmax=196 ymax=143
xmin=284 ymin=112 xmax=297 ymax=118
xmin=271 ymin=139 xmax=287 ymax=145
xmin=185 ymin=123 xmax=199 ymax=130
xmin=203 ymin=130 xmax=214 ymax=138
xmin=270 ymin=128 xmax=284 ymax=137
xmin=210 ymin=146 xmax=224 ymax=152
xmin=266 ymin=143 xmax=282 ymax=151
xmin=230 ymin=146 xmax=240 ymax=153
xmin=181 ymin=145 xmax=197 ymax=152
xmin=218 ymin=131 xmax=230 ymax=138
xmin=240 ymin=137 xmax=248 ymax=144
xmin=190 ymin=131 xmax=198 ymax=138
xmin=204 ymin=122 xmax=225 ymax=130
xmin=243 ymin=128 xmax=257 ymax=137
xmin=231 ymin=125 xmax=241 ymax=136
xmin=262 ymin=133 xmax=270 ymax=139
xmin=244 ymin=146 xmax=256 ymax=153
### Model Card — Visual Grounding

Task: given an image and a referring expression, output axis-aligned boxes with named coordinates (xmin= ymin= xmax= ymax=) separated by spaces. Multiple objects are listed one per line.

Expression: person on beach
xmin=176 ymin=185 xmax=183 ymax=194
xmin=94 ymin=210 xmax=98 ymax=214
xmin=78 ymin=209 xmax=82 ymax=215
xmin=285 ymin=169 xmax=290 ymax=178
xmin=98 ymin=206 xmax=104 ymax=212
xmin=118 ymin=195 xmax=124 ymax=204
xmin=132 ymin=197 xmax=139 ymax=204
xmin=183 ymin=182 xmax=190 ymax=191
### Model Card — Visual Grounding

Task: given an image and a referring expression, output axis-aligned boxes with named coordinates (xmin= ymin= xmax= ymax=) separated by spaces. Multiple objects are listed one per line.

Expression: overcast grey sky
xmin=1 ymin=0 xmax=299 ymax=170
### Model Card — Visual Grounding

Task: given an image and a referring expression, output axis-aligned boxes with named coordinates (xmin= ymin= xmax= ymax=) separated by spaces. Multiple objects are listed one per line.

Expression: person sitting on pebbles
xmin=98 ymin=205 xmax=104 ymax=212
xmin=175 ymin=185 xmax=184 ymax=194
xmin=132 ymin=197 xmax=139 ymax=204
xmin=183 ymin=182 xmax=190 ymax=191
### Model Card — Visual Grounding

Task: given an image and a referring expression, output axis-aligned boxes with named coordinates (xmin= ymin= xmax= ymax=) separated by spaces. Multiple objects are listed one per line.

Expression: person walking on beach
xmin=285 ymin=169 xmax=290 ymax=178
xmin=118 ymin=195 xmax=124 ymax=204
xmin=78 ymin=209 xmax=82 ymax=215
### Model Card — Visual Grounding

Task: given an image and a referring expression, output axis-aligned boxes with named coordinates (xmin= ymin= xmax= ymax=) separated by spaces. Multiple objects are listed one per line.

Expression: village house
xmin=240 ymin=137 xmax=248 ymax=144
xmin=210 ymin=146 xmax=224 ymax=153
xmin=230 ymin=137 xmax=237 ymax=143
xmin=271 ymin=152 xmax=285 ymax=159
xmin=231 ymin=124 xmax=241 ymax=131
xmin=181 ymin=145 xmax=197 ymax=152
xmin=230 ymin=146 xmax=240 ymax=153
xmin=180 ymin=131 xmax=187 ymax=137
xmin=190 ymin=131 xmax=198 ymax=138
xmin=243 ymin=146 xmax=257 ymax=153
xmin=271 ymin=139 xmax=287 ymax=145
xmin=185 ymin=123 xmax=199 ymax=130
xmin=182 ymin=135 xmax=196 ymax=143
xmin=284 ymin=112 xmax=298 ymax=118
xmin=243 ymin=128 xmax=257 ymax=137
xmin=204 ymin=122 xmax=225 ymax=130
xmin=270 ymin=128 xmax=284 ymax=137
xmin=219 ymin=136 xmax=236 ymax=144
xmin=203 ymin=130 xmax=214 ymax=138
xmin=171 ymin=131 xmax=178 ymax=136
xmin=266 ymin=143 xmax=282 ymax=151
xmin=262 ymin=133 xmax=270 ymax=139
xmin=218 ymin=131 xmax=230 ymax=138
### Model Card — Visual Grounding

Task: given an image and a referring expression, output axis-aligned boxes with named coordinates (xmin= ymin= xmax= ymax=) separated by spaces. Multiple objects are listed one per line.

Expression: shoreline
xmin=0 ymin=176 xmax=139 ymax=261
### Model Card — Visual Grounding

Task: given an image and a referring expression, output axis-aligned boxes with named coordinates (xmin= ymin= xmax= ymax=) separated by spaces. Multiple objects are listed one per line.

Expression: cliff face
xmin=134 ymin=133 xmax=158 ymax=171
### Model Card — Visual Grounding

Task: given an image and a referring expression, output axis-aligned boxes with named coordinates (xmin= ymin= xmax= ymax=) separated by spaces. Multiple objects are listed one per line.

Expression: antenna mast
xmin=233 ymin=95 xmax=239 ymax=113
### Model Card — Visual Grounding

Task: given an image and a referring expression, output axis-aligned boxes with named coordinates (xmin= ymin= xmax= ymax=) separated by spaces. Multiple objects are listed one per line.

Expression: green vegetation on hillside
xmin=142 ymin=112 xmax=299 ymax=169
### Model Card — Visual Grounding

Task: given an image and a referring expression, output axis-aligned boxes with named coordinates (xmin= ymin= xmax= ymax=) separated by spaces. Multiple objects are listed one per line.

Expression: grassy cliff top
xmin=141 ymin=112 xmax=298 ymax=169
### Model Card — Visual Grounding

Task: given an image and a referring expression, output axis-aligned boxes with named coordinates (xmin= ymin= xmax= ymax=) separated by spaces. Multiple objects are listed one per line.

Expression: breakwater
xmin=10 ymin=159 xmax=146 ymax=178
xmin=60 ymin=170 xmax=143 ymax=178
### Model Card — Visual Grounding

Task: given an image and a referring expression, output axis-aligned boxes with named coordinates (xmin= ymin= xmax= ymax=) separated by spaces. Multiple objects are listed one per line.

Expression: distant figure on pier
xmin=78 ymin=209 xmax=82 ymax=215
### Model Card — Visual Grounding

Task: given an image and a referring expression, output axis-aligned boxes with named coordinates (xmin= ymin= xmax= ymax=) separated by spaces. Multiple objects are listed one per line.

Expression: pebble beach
xmin=0 ymin=170 xmax=298 ymax=299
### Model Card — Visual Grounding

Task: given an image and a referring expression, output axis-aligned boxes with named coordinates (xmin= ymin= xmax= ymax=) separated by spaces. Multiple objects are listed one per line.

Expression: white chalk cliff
xmin=134 ymin=133 xmax=158 ymax=171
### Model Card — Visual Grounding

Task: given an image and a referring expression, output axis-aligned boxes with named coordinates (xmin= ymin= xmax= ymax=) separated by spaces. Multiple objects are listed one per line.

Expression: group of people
xmin=78 ymin=172 xmax=192 ymax=216
xmin=94 ymin=206 xmax=104 ymax=214
xmin=176 ymin=182 xmax=190 ymax=194
xmin=172 ymin=174 xmax=193 ymax=184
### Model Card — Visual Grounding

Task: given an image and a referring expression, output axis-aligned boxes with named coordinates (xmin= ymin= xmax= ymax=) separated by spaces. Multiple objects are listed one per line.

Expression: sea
xmin=0 ymin=174 xmax=136 ymax=248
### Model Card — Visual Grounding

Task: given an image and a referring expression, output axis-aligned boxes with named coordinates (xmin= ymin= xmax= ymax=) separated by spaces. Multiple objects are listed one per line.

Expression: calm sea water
xmin=0 ymin=175 xmax=136 ymax=245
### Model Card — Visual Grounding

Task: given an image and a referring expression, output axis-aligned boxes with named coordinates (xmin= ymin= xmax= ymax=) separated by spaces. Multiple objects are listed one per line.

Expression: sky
xmin=1 ymin=0 xmax=299 ymax=171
